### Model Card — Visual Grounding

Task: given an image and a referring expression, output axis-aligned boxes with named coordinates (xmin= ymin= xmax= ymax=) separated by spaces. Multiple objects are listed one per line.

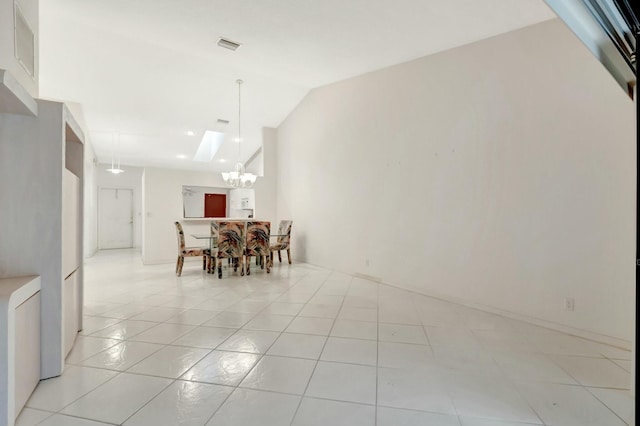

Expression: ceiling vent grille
xmin=217 ymin=37 xmax=241 ymax=51
xmin=14 ymin=3 xmax=35 ymax=77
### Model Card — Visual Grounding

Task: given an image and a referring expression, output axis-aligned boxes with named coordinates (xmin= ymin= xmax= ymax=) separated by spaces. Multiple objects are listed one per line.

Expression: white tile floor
xmin=17 ymin=249 xmax=634 ymax=426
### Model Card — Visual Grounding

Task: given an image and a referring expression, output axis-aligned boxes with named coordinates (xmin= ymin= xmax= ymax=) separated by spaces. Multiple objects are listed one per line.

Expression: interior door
xmin=204 ymin=193 xmax=227 ymax=217
xmin=99 ymin=188 xmax=133 ymax=249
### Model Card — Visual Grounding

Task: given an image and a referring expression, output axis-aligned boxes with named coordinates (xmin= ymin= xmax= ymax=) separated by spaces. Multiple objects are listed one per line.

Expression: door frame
xmin=98 ymin=186 xmax=135 ymax=250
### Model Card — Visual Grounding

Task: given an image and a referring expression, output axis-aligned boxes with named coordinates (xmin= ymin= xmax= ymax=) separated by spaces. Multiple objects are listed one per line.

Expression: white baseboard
xmin=397 ymin=282 xmax=631 ymax=351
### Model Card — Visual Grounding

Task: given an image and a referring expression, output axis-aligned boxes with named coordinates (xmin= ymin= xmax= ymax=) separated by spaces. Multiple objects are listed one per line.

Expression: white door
xmin=99 ymin=188 xmax=133 ymax=249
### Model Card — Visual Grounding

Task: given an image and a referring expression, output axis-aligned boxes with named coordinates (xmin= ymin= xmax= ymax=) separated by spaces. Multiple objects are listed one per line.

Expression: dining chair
xmin=215 ymin=221 xmax=246 ymax=279
xmin=246 ymin=221 xmax=270 ymax=275
xmin=210 ymin=221 xmax=219 ymax=243
xmin=270 ymin=220 xmax=292 ymax=266
xmin=209 ymin=221 xmax=220 ymax=273
xmin=174 ymin=221 xmax=210 ymax=276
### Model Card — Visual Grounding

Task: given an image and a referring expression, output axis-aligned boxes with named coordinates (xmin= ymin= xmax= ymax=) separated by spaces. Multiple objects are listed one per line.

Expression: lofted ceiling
xmin=38 ymin=0 xmax=556 ymax=173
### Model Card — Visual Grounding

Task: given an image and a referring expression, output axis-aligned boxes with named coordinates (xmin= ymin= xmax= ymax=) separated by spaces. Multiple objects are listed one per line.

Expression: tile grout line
xmin=61 ymin=254 xmax=631 ymax=426
xmin=583 ymin=386 xmax=632 ymax=426
xmin=122 ymin=302 xmax=273 ymax=424
xmin=64 ymin=272 xmax=294 ymax=424
xmin=287 ymin=273 xmax=352 ymax=426
xmin=374 ymin=279 xmax=379 ymax=426
xmin=201 ymin=267 xmax=324 ymax=425
xmin=112 ymin=374 xmax=176 ymax=425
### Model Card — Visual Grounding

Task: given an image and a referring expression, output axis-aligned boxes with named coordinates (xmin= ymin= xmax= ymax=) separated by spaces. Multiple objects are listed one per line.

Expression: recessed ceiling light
xmin=177 ymin=154 xmax=188 ymax=159
xmin=217 ymin=37 xmax=241 ymax=51
xmin=234 ymin=137 xmax=242 ymax=143
xmin=186 ymin=130 xmax=195 ymax=136
xmin=219 ymin=159 xmax=226 ymax=163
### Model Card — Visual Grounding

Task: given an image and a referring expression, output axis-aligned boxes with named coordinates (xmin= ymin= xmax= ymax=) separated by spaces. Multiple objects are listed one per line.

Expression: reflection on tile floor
xmin=18 ymin=249 xmax=634 ymax=426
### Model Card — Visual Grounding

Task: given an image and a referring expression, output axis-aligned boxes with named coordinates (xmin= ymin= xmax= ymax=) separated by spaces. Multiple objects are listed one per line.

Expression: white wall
xmin=97 ymin=164 xmax=143 ymax=249
xmin=254 ymin=128 xmax=277 ymax=225
xmin=0 ymin=0 xmax=38 ymax=97
xmin=83 ymin=141 xmax=98 ymax=258
xmin=142 ymin=162 xmax=277 ymax=265
xmin=277 ymin=19 xmax=635 ymax=345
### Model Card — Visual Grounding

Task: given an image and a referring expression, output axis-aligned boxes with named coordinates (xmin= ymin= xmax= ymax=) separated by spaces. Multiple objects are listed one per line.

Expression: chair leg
xmin=260 ymin=255 xmax=264 ymax=270
xmin=266 ymin=255 xmax=270 ymax=273
xmin=218 ymin=259 xmax=223 ymax=279
xmin=203 ymin=256 xmax=206 ymax=270
xmin=177 ymin=256 xmax=184 ymax=276
xmin=278 ymin=250 xmax=282 ymax=263
xmin=246 ymin=255 xmax=251 ymax=276
xmin=287 ymin=248 xmax=292 ymax=264
xmin=176 ymin=256 xmax=180 ymax=274
xmin=270 ymin=252 xmax=274 ymax=267
xmin=240 ymin=256 xmax=245 ymax=276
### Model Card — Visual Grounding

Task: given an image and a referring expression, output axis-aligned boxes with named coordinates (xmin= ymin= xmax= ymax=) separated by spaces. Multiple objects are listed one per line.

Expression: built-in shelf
xmin=0 ymin=69 xmax=37 ymax=116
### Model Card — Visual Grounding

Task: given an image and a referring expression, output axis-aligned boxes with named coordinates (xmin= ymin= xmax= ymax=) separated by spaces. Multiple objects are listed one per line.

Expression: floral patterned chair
xmin=215 ymin=221 xmax=246 ymax=279
xmin=210 ymin=221 xmax=220 ymax=244
xmin=174 ymin=221 xmax=210 ymax=276
xmin=270 ymin=220 xmax=292 ymax=266
xmin=246 ymin=221 xmax=271 ymax=275
xmin=209 ymin=221 xmax=220 ymax=273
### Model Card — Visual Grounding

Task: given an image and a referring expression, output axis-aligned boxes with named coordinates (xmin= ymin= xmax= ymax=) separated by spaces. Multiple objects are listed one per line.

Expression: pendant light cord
xmin=111 ymin=133 xmax=115 ymax=169
xmin=237 ymin=79 xmax=243 ymax=163
xmin=117 ymin=132 xmax=121 ymax=170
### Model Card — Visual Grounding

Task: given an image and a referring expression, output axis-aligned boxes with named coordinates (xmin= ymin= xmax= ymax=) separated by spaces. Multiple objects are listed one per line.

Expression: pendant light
xmin=106 ymin=132 xmax=124 ymax=174
xmin=221 ymin=79 xmax=257 ymax=187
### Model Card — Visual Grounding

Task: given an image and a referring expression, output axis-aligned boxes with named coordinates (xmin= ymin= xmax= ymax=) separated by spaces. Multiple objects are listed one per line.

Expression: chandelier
xmin=221 ymin=79 xmax=257 ymax=188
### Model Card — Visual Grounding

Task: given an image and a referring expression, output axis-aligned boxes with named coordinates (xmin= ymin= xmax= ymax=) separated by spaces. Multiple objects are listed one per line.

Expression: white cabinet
xmin=0 ymin=276 xmax=41 ymax=426
xmin=62 ymin=169 xmax=81 ymax=357
xmin=0 ymin=97 xmax=85 ymax=380
xmin=62 ymin=170 xmax=81 ymax=278
xmin=14 ymin=291 xmax=40 ymax=416
xmin=62 ymin=272 xmax=79 ymax=357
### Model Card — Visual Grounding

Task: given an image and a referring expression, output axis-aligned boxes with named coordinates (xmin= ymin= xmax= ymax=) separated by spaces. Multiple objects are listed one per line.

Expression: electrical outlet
xmin=564 ymin=297 xmax=575 ymax=311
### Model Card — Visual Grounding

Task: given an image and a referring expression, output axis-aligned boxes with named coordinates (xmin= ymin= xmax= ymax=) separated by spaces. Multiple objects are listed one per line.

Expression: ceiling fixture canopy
xmin=106 ymin=132 xmax=124 ymax=174
xmin=221 ymin=79 xmax=257 ymax=188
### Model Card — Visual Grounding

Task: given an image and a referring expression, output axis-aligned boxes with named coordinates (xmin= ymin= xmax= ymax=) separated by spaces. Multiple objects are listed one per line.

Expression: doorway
xmin=99 ymin=188 xmax=134 ymax=249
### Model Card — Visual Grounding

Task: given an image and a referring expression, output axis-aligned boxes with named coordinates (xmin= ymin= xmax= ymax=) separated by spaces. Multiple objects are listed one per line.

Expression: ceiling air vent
xmin=14 ymin=3 xmax=35 ymax=77
xmin=217 ymin=37 xmax=241 ymax=51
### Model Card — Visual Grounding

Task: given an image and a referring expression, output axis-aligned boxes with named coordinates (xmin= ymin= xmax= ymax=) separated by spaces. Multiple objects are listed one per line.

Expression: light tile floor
xmin=17 ymin=249 xmax=634 ymax=426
